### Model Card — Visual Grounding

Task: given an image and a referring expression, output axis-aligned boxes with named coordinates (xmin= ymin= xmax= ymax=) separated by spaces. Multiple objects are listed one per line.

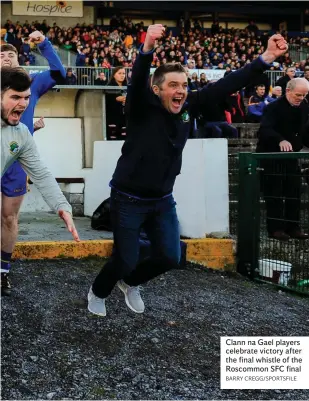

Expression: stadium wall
xmin=33 ymin=90 xmax=77 ymax=118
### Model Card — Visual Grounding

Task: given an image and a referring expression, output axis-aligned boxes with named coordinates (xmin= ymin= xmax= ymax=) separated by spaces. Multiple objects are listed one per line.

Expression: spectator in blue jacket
xmin=76 ymin=47 xmax=87 ymax=66
xmin=20 ymin=37 xmax=31 ymax=60
xmin=247 ymin=84 xmax=269 ymax=122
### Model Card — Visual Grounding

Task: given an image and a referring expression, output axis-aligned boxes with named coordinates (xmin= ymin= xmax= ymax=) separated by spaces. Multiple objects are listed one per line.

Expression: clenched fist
xmin=261 ymin=34 xmax=288 ymax=64
xmin=34 ymin=117 xmax=45 ymax=132
xmin=143 ymin=24 xmax=165 ymax=52
xmin=29 ymin=30 xmax=46 ymax=44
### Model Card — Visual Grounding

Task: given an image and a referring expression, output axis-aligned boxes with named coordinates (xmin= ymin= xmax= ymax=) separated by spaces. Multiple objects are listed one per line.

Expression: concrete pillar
xmin=75 ymin=90 xmax=104 ymax=168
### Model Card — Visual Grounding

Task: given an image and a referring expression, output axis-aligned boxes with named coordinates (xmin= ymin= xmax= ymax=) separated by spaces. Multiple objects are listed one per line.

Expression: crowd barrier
xmin=23 ymin=66 xmax=307 ymax=88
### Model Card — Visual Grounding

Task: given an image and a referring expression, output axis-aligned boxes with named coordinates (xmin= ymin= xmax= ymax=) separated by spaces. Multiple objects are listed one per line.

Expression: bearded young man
xmin=1 ymin=31 xmax=66 ymax=294
xmin=1 ymin=67 xmax=79 ymax=294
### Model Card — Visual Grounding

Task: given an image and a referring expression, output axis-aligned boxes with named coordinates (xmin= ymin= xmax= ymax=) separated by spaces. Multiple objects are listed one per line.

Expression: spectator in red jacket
xmin=137 ymin=28 xmax=146 ymax=45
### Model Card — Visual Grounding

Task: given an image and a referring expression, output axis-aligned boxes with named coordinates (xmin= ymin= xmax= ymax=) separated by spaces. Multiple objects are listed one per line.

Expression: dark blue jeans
xmin=92 ymin=189 xmax=181 ymax=298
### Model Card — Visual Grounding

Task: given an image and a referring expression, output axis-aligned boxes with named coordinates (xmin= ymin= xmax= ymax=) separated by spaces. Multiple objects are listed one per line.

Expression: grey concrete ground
xmin=18 ymin=212 xmax=112 ymax=242
xmin=1 ymin=259 xmax=309 ymax=401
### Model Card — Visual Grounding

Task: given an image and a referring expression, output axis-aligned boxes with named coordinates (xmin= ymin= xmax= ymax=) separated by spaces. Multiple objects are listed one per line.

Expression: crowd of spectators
xmin=2 ymin=16 xmax=309 ymax=73
xmin=2 ymin=16 xmax=309 ymax=141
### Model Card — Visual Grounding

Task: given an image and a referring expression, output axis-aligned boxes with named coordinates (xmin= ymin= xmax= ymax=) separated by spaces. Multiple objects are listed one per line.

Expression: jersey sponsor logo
xmin=9 ymin=141 xmax=20 ymax=155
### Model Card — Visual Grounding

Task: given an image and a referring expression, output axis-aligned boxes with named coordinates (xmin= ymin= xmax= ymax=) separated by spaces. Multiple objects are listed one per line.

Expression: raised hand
xmin=29 ymin=30 xmax=46 ymax=44
xmin=143 ymin=24 xmax=165 ymax=52
xmin=34 ymin=117 xmax=45 ymax=132
xmin=261 ymin=34 xmax=288 ymax=64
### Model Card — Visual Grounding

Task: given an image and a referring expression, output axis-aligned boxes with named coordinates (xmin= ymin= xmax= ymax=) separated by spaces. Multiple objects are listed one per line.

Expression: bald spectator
xmin=256 ymin=78 xmax=309 ymax=241
xmin=275 ymin=67 xmax=296 ymax=95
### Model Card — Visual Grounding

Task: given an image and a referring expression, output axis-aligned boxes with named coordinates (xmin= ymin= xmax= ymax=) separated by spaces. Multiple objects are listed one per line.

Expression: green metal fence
xmin=228 ymin=134 xmax=259 ymax=236
xmin=237 ymin=152 xmax=309 ymax=295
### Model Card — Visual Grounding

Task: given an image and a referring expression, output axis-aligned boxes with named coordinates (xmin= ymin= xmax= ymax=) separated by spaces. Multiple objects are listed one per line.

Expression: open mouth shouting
xmin=9 ymin=109 xmax=24 ymax=124
xmin=171 ymin=96 xmax=185 ymax=113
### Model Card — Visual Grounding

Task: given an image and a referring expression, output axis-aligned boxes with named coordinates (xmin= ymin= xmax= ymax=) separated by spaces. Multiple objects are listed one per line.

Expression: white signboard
xmin=12 ymin=1 xmax=83 ymax=17
xmin=150 ymin=67 xmax=225 ymax=81
xmin=194 ymin=69 xmax=225 ymax=80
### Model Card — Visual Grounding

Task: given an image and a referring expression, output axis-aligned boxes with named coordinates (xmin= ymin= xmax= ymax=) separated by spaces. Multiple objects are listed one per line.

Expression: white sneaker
xmin=87 ymin=287 xmax=106 ymax=316
xmin=117 ymin=280 xmax=145 ymax=313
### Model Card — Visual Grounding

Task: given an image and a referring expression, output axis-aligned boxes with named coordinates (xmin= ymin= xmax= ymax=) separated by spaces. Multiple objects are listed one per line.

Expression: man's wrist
xmin=141 ymin=42 xmax=155 ymax=54
xmin=260 ymin=51 xmax=275 ymax=65
xmin=37 ymin=37 xmax=47 ymax=47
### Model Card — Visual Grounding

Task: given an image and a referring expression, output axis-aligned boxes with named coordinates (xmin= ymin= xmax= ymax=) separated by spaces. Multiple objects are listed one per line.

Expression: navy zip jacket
xmin=112 ymin=47 xmax=271 ymax=198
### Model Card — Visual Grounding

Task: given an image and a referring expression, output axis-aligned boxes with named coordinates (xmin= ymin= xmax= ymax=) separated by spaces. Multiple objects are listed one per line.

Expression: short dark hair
xmin=152 ymin=63 xmax=187 ymax=88
xmin=0 ymin=43 xmax=18 ymax=54
xmin=256 ymin=84 xmax=265 ymax=89
xmin=1 ymin=67 xmax=31 ymax=93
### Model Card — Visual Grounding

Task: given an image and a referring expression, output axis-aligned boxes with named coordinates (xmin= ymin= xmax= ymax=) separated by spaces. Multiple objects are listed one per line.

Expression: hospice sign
xmin=12 ymin=1 xmax=83 ymax=17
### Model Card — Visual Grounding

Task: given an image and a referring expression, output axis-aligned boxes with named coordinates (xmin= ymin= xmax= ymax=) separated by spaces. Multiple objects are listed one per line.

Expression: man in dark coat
xmin=275 ymin=66 xmax=296 ymax=95
xmin=88 ymin=25 xmax=288 ymax=317
xmin=256 ymin=78 xmax=309 ymax=241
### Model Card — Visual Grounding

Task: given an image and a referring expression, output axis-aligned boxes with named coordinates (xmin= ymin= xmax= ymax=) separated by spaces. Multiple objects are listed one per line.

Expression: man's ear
xmin=152 ymin=85 xmax=160 ymax=96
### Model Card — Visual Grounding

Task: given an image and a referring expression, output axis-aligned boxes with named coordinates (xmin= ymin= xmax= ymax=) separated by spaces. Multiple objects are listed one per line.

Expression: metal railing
xmin=31 ymin=50 xmax=50 ymax=66
xmin=53 ymin=46 xmax=77 ymax=66
xmin=24 ymin=66 xmax=307 ymax=89
xmin=289 ymin=43 xmax=309 ymax=62
xmin=32 ymin=46 xmax=77 ymax=67
xmin=265 ymin=70 xmax=306 ymax=88
xmin=265 ymin=71 xmax=284 ymax=88
xmin=23 ymin=66 xmax=128 ymax=85
xmin=228 ymin=124 xmax=260 ymax=236
xmin=237 ymin=152 xmax=309 ymax=295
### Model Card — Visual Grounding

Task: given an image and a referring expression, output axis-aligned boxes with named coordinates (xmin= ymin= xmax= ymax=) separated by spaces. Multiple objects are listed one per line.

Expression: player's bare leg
xmin=1 ymin=194 xmax=24 ymax=296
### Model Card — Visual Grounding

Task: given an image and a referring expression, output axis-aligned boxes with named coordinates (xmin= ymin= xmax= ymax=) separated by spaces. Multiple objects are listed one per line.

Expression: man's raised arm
xmin=127 ymin=24 xmax=165 ymax=110
xmin=188 ymin=34 xmax=288 ymax=107
xmin=29 ymin=31 xmax=66 ymax=96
